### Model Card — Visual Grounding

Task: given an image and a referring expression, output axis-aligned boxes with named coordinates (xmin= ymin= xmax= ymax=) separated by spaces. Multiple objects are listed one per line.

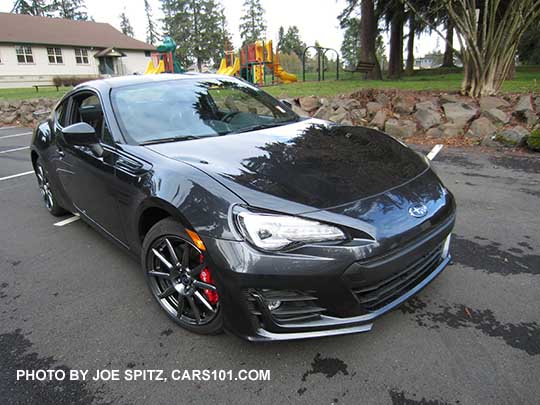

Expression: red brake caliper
xmin=199 ymin=254 xmax=219 ymax=304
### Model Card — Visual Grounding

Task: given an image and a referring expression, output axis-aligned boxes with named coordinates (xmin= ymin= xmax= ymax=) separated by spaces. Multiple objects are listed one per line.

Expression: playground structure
xmin=144 ymin=37 xmax=184 ymax=75
xmin=302 ymin=46 xmax=340 ymax=82
xmin=217 ymin=40 xmax=297 ymax=85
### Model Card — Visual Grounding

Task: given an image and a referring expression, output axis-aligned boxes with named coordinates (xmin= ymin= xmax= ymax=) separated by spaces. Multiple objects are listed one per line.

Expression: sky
xmin=1 ymin=0 xmax=441 ymax=58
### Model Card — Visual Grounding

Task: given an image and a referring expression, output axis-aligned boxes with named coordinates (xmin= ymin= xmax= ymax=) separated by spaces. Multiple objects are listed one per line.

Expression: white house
xmin=0 ymin=12 xmax=155 ymax=88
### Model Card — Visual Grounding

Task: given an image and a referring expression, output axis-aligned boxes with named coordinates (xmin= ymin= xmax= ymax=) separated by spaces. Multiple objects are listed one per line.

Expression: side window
xmin=54 ymin=100 xmax=68 ymax=128
xmin=70 ymin=92 xmax=114 ymax=146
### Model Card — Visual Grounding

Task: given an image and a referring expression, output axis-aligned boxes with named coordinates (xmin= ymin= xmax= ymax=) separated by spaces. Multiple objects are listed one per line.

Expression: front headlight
xmin=235 ymin=209 xmax=347 ymax=251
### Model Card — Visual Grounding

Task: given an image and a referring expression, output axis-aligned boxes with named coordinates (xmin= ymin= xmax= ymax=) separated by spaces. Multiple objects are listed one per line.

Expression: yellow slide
xmin=265 ymin=40 xmax=297 ymax=83
xmin=144 ymin=59 xmax=165 ymax=74
xmin=217 ymin=56 xmax=240 ymax=76
xmin=274 ymin=64 xmax=297 ymax=83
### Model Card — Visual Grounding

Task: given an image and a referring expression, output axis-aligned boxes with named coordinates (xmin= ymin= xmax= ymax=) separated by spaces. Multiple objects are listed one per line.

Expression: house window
xmin=75 ymin=48 xmax=89 ymax=64
xmin=144 ymin=51 xmax=151 ymax=57
xmin=16 ymin=45 xmax=34 ymax=64
xmin=47 ymin=47 xmax=63 ymax=64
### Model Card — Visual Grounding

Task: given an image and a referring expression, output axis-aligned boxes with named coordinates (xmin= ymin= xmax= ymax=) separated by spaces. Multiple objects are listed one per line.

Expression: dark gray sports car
xmin=30 ymin=74 xmax=455 ymax=341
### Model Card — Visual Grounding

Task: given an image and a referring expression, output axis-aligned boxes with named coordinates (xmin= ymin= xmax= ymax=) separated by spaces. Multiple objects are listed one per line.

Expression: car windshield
xmin=110 ymin=77 xmax=299 ymax=145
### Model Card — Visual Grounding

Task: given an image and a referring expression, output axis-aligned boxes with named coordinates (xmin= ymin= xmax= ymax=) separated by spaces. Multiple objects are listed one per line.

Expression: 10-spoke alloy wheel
xmin=142 ymin=218 xmax=223 ymax=334
xmin=34 ymin=158 xmax=66 ymax=217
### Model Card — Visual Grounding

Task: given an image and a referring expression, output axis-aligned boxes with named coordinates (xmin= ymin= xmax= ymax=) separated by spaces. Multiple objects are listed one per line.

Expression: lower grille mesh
xmin=352 ymin=244 xmax=444 ymax=311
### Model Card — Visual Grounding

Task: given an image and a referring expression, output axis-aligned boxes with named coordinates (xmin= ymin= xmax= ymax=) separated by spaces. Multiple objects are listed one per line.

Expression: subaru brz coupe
xmin=31 ymin=74 xmax=455 ymax=341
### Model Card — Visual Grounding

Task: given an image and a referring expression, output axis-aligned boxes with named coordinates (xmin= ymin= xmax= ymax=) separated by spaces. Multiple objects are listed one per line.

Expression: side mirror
xmin=62 ymin=122 xmax=99 ymax=146
xmin=279 ymin=99 xmax=293 ymax=109
xmin=62 ymin=122 xmax=103 ymax=156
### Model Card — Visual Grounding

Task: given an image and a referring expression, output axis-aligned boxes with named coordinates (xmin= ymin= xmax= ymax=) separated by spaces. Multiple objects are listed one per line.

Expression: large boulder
xmin=393 ymin=95 xmax=416 ymax=114
xmin=415 ymin=100 xmax=438 ymax=111
xmin=370 ymin=110 xmax=386 ymax=129
xmin=299 ymin=96 xmax=321 ymax=113
xmin=414 ymin=108 xmax=442 ymax=129
xmin=426 ymin=127 xmax=448 ymax=138
xmin=313 ymin=105 xmax=333 ymax=120
xmin=483 ymin=108 xmax=510 ymax=125
xmin=384 ymin=119 xmax=416 ymax=139
xmin=375 ymin=93 xmax=390 ymax=106
xmin=443 ymin=102 xmax=478 ymax=127
xmin=329 ymin=106 xmax=348 ymax=123
xmin=1 ymin=113 xmax=18 ymax=125
xmin=440 ymin=122 xmax=464 ymax=137
xmin=349 ymin=108 xmax=367 ymax=121
xmin=440 ymin=94 xmax=460 ymax=104
xmin=523 ymin=110 xmax=539 ymax=126
xmin=467 ymin=117 xmax=497 ymax=139
xmin=479 ymin=96 xmax=510 ymax=111
xmin=535 ymin=97 xmax=540 ymax=111
xmin=341 ymin=98 xmax=362 ymax=111
xmin=514 ymin=95 xmax=533 ymax=114
xmin=494 ymin=126 xmax=530 ymax=147
xmin=367 ymin=102 xmax=383 ymax=115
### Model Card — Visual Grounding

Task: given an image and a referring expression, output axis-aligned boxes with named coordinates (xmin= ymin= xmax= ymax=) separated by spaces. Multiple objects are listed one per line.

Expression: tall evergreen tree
xmin=119 ymin=11 xmax=134 ymax=37
xmin=167 ymin=0 xmax=224 ymax=71
xmin=144 ymin=0 xmax=160 ymax=45
xmin=341 ymin=18 xmax=361 ymax=68
xmin=11 ymin=0 xmax=52 ymax=16
xmin=51 ymin=0 xmax=88 ymax=19
xmin=278 ymin=26 xmax=285 ymax=50
xmin=279 ymin=26 xmax=306 ymax=57
xmin=160 ymin=0 xmax=176 ymax=37
xmin=239 ymin=0 xmax=267 ymax=44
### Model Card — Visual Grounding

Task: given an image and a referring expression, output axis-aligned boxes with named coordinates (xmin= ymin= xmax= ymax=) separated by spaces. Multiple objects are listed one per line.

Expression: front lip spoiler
xmin=244 ymin=254 xmax=452 ymax=341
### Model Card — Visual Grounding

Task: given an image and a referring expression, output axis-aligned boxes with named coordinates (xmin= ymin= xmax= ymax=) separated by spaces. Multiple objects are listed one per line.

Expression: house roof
xmin=0 ymin=12 xmax=155 ymax=51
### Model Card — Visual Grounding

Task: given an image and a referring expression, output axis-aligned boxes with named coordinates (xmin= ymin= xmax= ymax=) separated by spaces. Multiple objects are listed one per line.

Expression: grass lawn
xmin=1 ymin=67 xmax=539 ymax=101
xmin=265 ymin=66 xmax=540 ymax=98
xmin=0 ymin=86 xmax=72 ymax=101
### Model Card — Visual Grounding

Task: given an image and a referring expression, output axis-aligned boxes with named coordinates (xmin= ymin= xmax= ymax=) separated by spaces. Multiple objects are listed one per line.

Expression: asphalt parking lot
xmin=1 ymin=125 xmax=539 ymax=404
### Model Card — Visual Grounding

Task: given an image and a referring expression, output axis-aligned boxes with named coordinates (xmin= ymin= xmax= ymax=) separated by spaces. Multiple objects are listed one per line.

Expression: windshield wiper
xmin=140 ymin=135 xmax=199 ymax=145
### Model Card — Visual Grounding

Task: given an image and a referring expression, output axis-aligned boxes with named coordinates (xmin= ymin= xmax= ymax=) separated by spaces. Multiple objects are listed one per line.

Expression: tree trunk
xmin=405 ymin=14 xmax=415 ymax=75
xmin=442 ymin=19 xmax=454 ymax=67
xmin=388 ymin=4 xmax=405 ymax=79
xmin=358 ymin=0 xmax=382 ymax=80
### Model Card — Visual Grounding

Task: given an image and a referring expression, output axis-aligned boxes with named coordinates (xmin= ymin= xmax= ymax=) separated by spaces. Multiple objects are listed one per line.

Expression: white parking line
xmin=0 ymin=146 xmax=30 ymax=154
xmin=0 ymin=170 xmax=34 ymax=181
xmin=427 ymin=144 xmax=444 ymax=161
xmin=54 ymin=214 xmax=80 ymax=227
xmin=0 ymin=132 xmax=33 ymax=139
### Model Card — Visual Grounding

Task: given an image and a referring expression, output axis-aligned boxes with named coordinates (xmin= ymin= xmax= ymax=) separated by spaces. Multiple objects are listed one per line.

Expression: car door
xmin=55 ymin=90 xmax=128 ymax=245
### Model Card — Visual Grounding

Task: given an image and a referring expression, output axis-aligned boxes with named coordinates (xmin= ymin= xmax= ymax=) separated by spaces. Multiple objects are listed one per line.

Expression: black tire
xmin=141 ymin=217 xmax=223 ymax=335
xmin=34 ymin=158 xmax=68 ymax=217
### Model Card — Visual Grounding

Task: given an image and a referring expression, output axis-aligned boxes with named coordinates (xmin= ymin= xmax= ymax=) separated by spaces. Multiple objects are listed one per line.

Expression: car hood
xmin=146 ymin=119 xmax=429 ymax=214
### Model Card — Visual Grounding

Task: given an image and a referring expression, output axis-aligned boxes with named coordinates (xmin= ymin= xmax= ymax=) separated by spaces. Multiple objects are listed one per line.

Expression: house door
xmin=98 ymin=57 xmax=116 ymax=75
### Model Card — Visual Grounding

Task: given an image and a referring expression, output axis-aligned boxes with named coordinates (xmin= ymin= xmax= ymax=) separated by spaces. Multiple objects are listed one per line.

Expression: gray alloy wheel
xmin=142 ymin=218 xmax=223 ymax=335
xmin=35 ymin=158 xmax=67 ymax=217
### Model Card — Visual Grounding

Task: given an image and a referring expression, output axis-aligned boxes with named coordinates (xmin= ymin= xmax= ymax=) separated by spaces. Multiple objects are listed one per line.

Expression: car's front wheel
xmin=34 ymin=158 xmax=67 ymax=217
xmin=141 ymin=218 xmax=223 ymax=335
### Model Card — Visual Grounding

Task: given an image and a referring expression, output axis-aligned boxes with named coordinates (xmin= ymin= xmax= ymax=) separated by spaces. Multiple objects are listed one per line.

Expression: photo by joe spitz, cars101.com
xmin=30 ymin=74 xmax=455 ymax=341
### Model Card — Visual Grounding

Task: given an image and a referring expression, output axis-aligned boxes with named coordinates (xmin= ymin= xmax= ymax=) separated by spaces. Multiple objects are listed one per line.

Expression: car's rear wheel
xmin=141 ymin=218 xmax=223 ymax=335
xmin=34 ymin=158 xmax=67 ymax=217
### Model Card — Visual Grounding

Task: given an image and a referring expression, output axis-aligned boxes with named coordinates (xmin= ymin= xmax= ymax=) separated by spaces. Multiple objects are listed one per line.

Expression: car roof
xmin=76 ymin=73 xmax=235 ymax=92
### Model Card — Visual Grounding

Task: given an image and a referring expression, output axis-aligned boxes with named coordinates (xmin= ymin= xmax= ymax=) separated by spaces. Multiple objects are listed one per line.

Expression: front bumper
xmin=203 ymin=214 xmax=454 ymax=341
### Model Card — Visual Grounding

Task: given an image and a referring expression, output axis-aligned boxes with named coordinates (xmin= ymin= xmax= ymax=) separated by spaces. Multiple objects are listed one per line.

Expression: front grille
xmin=245 ymin=289 xmax=325 ymax=326
xmin=352 ymin=244 xmax=444 ymax=311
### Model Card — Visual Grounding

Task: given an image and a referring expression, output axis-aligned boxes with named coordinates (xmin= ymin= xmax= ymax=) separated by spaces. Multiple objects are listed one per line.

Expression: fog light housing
xmin=266 ymin=300 xmax=282 ymax=311
xmin=442 ymin=234 xmax=451 ymax=258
